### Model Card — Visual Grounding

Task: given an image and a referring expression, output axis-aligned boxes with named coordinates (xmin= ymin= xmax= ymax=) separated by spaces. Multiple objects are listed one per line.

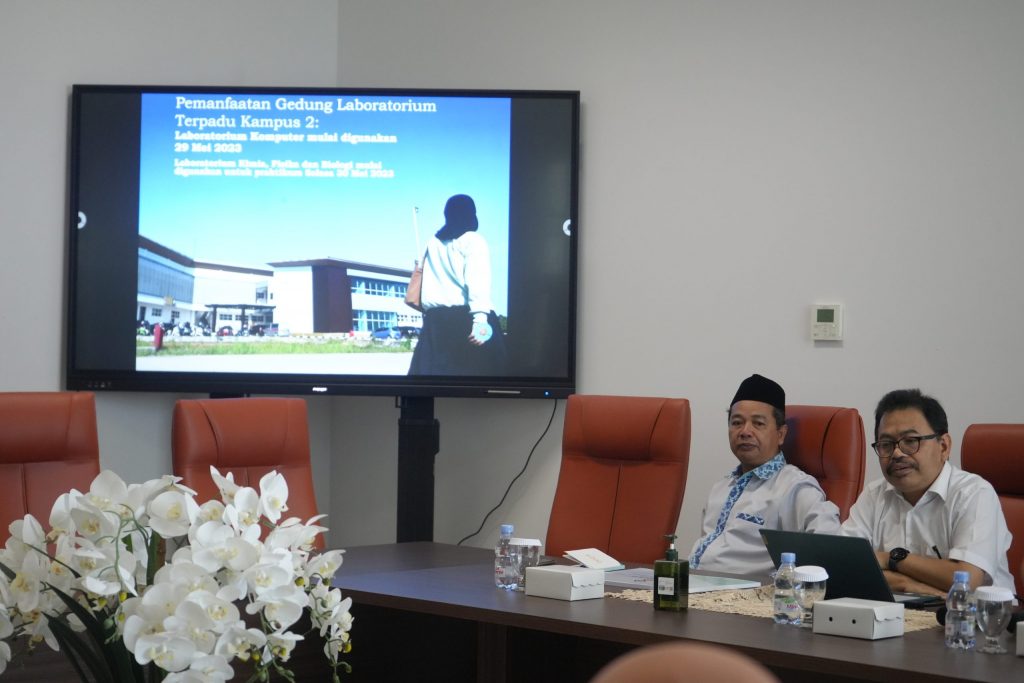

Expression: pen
xmin=932 ymin=545 xmax=942 ymax=559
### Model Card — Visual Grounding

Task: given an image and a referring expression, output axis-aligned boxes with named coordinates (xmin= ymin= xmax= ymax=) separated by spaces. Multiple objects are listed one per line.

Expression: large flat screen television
xmin=66 ymin=85 xmax=579 ymax=398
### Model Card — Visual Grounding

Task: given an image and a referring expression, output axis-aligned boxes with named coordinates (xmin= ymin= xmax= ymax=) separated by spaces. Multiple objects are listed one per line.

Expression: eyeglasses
xmin=871 ymin=433 xmax=941 ymax=459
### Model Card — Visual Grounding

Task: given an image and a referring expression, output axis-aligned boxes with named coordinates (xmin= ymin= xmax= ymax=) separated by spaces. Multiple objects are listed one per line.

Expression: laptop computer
xmin=759 ymin=529 xmax=944 ymax=608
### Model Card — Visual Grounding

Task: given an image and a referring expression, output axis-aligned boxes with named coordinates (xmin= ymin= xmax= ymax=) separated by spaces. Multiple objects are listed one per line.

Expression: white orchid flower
xmin=68 ymin=498 xmax=118 ymax=542
xmin=266 ymin=629 xmax=303 ymax=662
xmin=134 ymin=632 xmax=197 ymax=672
xmin=196 ymin=499 xmax=226 ymax=524
xmin=164 ymin=600 xmax=218 ymax=654
xmin=156 ymin=559 xmax=220 ymax=596
xmin=9 ymin=551 xmax=49 ymax=613
xmin=0 ymin=468 xmax=342 ymax=679
xmin=67 ymin=537 xmax=137 ymax=597
xmin=257 ymin=471 xmax=289 ymax=523
xmin=192 ymin=534 xmax=259 ymax=575
xmin=182 ymin=653 xmax=234 ymax=682
xmin=187 ymin=591 xmax=240 ymax=633
xmin=214 ymin=623 xmax=267 ymax=662
xmin=122 ymin=612 xmax=163 ymax=653
xmin=229 ymin=487 xmax=261 ymax=530
xmin=148 ymin=489 xmax=199 ymax=538
xmin=214 ymin=568 xmax=249 ymax=603
xmin=264 ymin=517 xmax=327 ymax=552
xmin=247 ymin=583 xmax=308 ymax=631
xmin=209 ymin=467 xmax=239 ymax=505
xmin=85 ymin=470 xmax=131 ymax=515
xmin=305 ymin=549 xmax=345 ymax=583
xmin=138 ymin=581 xmax=189 ymax=622
xmin=20 ymin=609 xmax=59 ymax=650
xmin=48 ymin=490 xmax=85 ymax=538
xmin=243 ymin=561 xmax=291 ymax=597
xmin=10 ymin=514 xmax=46 ymax=552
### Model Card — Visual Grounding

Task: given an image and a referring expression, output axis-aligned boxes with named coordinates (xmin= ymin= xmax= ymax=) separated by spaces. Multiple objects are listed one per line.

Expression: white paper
xmin=603 ymin=568 xmax=761 ymax=593
xmin=563 ymin=547 xmax=625 ymax=571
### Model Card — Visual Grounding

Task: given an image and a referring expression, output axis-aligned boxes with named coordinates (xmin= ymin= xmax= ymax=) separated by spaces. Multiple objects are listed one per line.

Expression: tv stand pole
xmin=396 ymin=396 xmax=439 ymax=542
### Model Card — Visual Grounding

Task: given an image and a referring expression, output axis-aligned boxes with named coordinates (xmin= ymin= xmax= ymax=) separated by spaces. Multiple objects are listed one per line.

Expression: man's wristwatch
xmin=888 ymin=547 xmax=910 ymax=571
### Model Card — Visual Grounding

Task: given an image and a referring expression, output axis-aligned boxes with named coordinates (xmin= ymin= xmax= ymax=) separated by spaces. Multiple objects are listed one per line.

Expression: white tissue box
xmin=525 ymin=565 xmax=604 ymax=601
xmin=812 ymin=598 xmax=904 ymax=640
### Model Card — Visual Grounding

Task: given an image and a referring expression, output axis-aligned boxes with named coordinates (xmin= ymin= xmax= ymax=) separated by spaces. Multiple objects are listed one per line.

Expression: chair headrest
xmin=962 ymin=424 xmax=1024 ymax=496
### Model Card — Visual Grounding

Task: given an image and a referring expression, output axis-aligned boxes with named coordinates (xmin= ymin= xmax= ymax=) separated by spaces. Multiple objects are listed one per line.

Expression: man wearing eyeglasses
xmin=841 ymin=388 xmax=1014 ymax=595
xmin=689 ymin=374 xmax=841 ymax=578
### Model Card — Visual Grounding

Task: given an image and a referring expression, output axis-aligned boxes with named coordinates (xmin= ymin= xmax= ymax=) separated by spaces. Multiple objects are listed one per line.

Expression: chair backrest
xmin=0 ymin=392 xmax=101 ymax=541
xmin=960 ymin=423 xmax=1024 ymax=597
xmin=172 ymin=397 xmax=322 ymax=547
xmin=590 ymin=642 xmax=779 ymax=683
xmin=782 ymin=405 xmax=866 ymax=522
xmin=545 ymin=394 xmax=691 ymax=564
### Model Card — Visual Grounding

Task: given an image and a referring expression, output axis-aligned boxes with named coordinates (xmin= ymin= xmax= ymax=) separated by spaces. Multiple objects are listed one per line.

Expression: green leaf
xmin=49 ymin=616 xmax=111 ymax=682
xmin=44 ymin=583 xmax=137 ymax=682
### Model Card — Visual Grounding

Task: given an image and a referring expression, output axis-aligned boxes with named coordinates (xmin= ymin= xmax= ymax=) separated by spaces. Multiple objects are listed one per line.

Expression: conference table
xmin=333 ymin=542 xmax=1022 ymax=683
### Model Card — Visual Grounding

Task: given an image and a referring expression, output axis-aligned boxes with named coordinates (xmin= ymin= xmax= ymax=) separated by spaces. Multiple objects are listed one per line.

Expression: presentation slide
xmin=135 ymin=93 xmax=512 ymax=376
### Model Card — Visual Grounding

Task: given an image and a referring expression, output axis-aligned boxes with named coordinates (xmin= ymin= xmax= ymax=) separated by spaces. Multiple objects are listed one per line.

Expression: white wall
xmin=332 ymin=0 xmax=1024 ymax=553
xmin=4 ymin=1 xmax=1024 ymax=556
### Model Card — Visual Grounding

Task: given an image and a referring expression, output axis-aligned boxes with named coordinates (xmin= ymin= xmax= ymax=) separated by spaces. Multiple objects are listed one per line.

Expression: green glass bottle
xmin=653 ymin=533 xmax=688 ymax=611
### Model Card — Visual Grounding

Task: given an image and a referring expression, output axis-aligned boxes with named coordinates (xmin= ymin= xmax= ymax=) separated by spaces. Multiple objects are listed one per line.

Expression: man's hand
xmin=881 ymin=570 xmax=946 ymax=597
xmin=468 ymin=313 xmax=492 ymax=346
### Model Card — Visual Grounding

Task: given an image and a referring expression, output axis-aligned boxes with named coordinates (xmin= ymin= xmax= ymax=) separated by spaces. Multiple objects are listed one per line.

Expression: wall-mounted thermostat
xmin=811 ymin=304 xmax=843 ymax=341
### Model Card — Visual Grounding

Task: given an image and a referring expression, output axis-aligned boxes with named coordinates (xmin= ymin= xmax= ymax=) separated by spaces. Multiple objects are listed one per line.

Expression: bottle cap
xmin=500 ymin=523 xmax=514 ymax=535
xmin=780 ymin=552 xmax=796 ymax=564
xmin=663 ymin=533 xmax=678 ymax=560
xmin=974 ymin=586 xmax=1014 ymax=602
xmin=794 ymin=565 xmax=828 ymax=582
xmin=952 ymin=570 xmax=969 ymax=583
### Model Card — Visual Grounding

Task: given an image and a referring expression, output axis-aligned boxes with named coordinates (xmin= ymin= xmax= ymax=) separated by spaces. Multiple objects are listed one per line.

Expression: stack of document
xmin=603 ymin=567 xmax=760 ymax=593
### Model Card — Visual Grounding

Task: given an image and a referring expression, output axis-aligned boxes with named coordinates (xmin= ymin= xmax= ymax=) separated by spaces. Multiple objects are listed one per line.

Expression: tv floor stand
xmin=396 ymin=396 xmax=440 ymax=542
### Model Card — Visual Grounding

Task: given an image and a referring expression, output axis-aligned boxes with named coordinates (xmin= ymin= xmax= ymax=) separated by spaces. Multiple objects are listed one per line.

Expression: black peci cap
xmin=731 ymin=374 xmax=785 ymax=413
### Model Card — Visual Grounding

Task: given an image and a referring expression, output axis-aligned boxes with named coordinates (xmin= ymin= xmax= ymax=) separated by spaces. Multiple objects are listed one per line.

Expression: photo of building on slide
xmin=135 ymin=92 xmax=510 ymax=376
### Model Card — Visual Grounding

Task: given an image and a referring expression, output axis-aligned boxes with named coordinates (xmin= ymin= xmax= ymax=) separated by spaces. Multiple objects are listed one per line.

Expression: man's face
xmin=876 ymin=407 xmax=951 ymax=505
xmin=729 ymin=400 xmax=787 ymax=472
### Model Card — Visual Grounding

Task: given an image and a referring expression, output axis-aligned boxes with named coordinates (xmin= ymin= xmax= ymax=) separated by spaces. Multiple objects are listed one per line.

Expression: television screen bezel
xmin=64 ymin=84 xmax=579 ymax=399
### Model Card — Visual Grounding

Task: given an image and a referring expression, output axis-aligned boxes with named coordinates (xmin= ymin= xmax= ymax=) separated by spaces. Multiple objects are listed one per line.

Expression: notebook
xmin=759 ymin=529 xmax=944 ymax=608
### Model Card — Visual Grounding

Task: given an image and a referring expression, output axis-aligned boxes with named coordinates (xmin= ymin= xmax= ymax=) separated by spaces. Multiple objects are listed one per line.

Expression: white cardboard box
xmin=525 ymin=565 xmax=604 ymax=601
xmin=812 ymin=598 xmax=904 ymax=640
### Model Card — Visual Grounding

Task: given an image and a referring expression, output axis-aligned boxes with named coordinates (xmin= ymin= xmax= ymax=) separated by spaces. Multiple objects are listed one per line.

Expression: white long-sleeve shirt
xmin=420 ymin=231 xmax=493 ymax=314
xmin=689 ymin=452 xmax=841 ymax=580
xmin=841 ymin=462 xmax=1014 ymax=592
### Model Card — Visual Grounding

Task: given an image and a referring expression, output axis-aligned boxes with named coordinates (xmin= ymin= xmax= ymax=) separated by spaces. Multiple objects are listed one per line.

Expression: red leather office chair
xmin=590 ymin=642 xmax=779 ymax=683
xmin=0 ymin=392 xmax=101 ymax=542
xmin=782 ymin=405 xmax=866 ymax=522
xmin=545 ymin=394 xmax=691 ymax=564
xmin=961 ymin=424 xmax=1024 ymax=597
xmin=172 ymin=397 xmax=322 ymax=548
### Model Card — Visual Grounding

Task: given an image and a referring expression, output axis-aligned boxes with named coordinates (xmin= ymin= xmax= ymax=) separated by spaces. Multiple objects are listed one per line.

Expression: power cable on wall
xmin=456 ymin=398 xmax=559 ymax=546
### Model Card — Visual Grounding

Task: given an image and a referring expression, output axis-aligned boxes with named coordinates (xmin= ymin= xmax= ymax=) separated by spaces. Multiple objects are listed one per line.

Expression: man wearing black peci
xmin=689 ymin=374 xmax=840 ymax=578
xmin=841 ymin=388 xmax=1014 ymax=595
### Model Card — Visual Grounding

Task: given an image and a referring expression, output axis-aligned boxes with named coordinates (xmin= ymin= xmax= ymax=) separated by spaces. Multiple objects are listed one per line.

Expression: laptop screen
xmin=759 ymin=529 xmax=941 ymax=606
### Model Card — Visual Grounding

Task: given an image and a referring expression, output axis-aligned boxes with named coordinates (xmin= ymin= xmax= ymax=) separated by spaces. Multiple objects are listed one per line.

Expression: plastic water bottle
xmin=944 ymin=570 xmax=976 ymax=650
xmin=494 ymin=523 xmax=519 ymax=590
xmin=773 ymin=552 xmax=801 ymax=625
